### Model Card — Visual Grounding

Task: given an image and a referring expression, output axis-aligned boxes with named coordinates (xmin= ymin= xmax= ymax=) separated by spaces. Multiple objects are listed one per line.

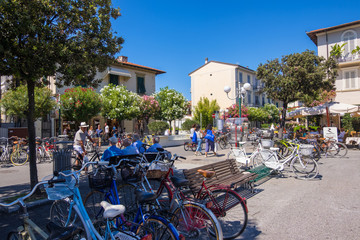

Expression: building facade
xmin=307 ymin=20 xmax=360 ymax=105
xmin=189 ymin=59 xmax=273 ymax=115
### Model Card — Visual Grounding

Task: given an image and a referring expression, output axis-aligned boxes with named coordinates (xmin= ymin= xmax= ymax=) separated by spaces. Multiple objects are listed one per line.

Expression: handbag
xmin=204 ymin=130 xmax=215 ymax=142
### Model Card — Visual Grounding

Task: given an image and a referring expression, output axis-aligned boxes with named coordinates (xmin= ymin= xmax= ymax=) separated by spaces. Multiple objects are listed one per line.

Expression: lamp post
xmin=224 ymin=82 xmax=251 ymax=141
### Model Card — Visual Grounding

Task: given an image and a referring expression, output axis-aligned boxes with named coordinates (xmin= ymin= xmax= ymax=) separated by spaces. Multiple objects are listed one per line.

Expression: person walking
xmin=96 ymin=124 xmax=103 ymax=147
xmin=194 ymin=125 xmax=203 ymax=156
xmin=204 ymin=124 xmax=216 ymax=157
xmin=104 ymin=123 xmax=109 ymax=142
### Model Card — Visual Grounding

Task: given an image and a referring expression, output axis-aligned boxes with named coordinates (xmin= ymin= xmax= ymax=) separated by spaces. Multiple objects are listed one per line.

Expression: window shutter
xmin=345 ymin=72 xmax=350 ymax=89
xmin=350 ymin=71 xmax=356 ymax=88
xmin=137 ymin=77 xmax=146 ymax=94
xmin=109 ymin=74 xmax=119 ymax=85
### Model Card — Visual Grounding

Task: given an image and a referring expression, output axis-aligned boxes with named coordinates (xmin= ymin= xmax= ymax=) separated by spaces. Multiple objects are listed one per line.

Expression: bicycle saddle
xmin=46 ymin=221 xmax=82 ymax=240
xmin=170 ymin=176 xmax=189 ymax=188
xmin=135 ymin=189 xmax=157 ymax=204
xmin=197 ymin=169 xmax=215 ymax=179
xmin=100 ymin=201 xmax=126 ymax=219
xmin=238 ymin=142 xmax=246 ymax=145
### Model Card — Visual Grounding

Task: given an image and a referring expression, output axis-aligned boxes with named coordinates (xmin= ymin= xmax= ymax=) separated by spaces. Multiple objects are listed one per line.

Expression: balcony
xmin=336 ymin=54 xmax=360 ymax=68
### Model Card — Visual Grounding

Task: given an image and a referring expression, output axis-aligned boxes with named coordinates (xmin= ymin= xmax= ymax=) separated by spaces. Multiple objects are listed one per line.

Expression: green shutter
xmin=137 ymin=77 xmax=146 ymax=94
xmin=109 ymin=74 xmax=119 ymax=85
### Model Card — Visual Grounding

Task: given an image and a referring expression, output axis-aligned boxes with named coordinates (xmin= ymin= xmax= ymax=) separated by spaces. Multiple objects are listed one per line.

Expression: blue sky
xmin=112 ymin=0 xmax=360 ymax=100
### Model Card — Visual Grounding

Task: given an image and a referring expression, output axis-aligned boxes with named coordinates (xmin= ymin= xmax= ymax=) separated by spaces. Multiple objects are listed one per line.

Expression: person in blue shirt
xmin=101 ymin=136 xmax=123 ymax=161
xmin=122 ymin=138 xmax=139 ymax=155
xmin=146 ymin=137 xmax=163 ymax=152
xmin=132 ymin=134 xmax=145 ymax=153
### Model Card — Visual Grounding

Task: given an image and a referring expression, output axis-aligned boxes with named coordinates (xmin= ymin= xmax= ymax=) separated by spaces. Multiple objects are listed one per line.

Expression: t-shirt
xmin=101 ymin=145 xmax=123 ymax=161
xmin=133 ymin=140 xmax=145 ymax=153
xmin=146 ymin=143 xmax=163 ymax=152
xmin=96 ymin=129 xmax=103 ymax=137
xmin=105 ymin=125 xmax=109 ymax=133
xmin=122 ymin=145 xmax=139 ymax=155
xmin=74 ymin=129 xmax=87 ymax=146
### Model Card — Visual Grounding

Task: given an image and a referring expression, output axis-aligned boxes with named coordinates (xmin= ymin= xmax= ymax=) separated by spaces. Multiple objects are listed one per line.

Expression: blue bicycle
xmin=50 ymin=160 xmax=180 ymax=239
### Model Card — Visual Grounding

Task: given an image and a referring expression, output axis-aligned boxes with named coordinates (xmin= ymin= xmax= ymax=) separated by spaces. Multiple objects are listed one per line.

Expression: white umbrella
xmin=288 ymin=102 xmax=359 ymax=118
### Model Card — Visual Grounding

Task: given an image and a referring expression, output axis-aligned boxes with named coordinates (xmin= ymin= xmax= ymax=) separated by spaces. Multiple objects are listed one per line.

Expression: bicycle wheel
xmin=50 ymin=199 xmax=87 ymax=239
xmin=83 ymin=190 xmax=106 ymax=221
xmin=172 ymin=203 xmax=223 ymax=240
xmin=334 ymin=142 xmax=348 ymax=157
xmin=117 ymin=183 xmax=138 ymax=213
xmin=184 ymin=142 xmax=190 ymax=151
xmin=10 ymin=150 xmax=29 ymax=166
xmin=218 ymin=140 xmax=225 ymax=150
xmin=191 ymin=143 xmax=197 ymax=152
xmin=291 ymin=156 xmax=319 ymax=180
xmin=36 ymin=148 xmax=43 ymax=163
xmin=7 ymin=231 xmax=23 ymax=240
xmin=202 ymin=189 xmax=247 ymax=239
xmin=140 ymin=215 xmax=179 ymax=240
xmin=326 ymin=142 xmax=338 ymax=157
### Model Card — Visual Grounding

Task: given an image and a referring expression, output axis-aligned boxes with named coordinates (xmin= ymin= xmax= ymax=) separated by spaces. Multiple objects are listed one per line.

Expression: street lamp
xmin=224 ymin=82 xmax=251 ymax=141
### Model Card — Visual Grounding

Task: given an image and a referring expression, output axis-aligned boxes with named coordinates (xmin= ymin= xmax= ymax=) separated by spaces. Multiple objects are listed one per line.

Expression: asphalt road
xmin=0 ymin=144 xmax=359 ymax=239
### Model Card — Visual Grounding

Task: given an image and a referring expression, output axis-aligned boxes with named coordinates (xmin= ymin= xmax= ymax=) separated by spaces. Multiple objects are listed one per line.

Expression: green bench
xmin=246 ymin=165 xmax=273 ymax=183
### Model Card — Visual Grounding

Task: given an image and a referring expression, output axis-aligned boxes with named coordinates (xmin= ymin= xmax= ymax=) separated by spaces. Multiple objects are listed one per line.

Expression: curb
xmin=0 ymin=199 xmax=51 ymax=214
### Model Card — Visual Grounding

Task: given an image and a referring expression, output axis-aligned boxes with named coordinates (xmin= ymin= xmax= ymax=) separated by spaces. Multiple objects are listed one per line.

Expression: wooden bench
xmin=183 ymin=159 xmax=258 ymax=194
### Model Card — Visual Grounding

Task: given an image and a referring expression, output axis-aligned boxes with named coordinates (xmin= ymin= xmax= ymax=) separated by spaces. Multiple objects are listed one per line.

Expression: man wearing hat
xmin=74 ymin=122 xmax=95 ymax=169
xmin=101 ymin=136 xmax=124 ymax=161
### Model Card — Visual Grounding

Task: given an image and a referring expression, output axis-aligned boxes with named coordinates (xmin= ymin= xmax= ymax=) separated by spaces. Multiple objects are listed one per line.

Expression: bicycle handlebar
xmin=0 ymin=179 xmax=65 ymax=207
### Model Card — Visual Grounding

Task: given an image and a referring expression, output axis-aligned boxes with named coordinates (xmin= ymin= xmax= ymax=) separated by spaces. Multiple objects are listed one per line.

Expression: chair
xmin=350 ymin=131 xmax=356 ymax=137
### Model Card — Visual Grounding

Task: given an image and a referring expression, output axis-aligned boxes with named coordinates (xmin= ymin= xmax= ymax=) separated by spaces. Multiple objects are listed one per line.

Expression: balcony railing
xmin=336 ymin=54 xmax=360 ymax=63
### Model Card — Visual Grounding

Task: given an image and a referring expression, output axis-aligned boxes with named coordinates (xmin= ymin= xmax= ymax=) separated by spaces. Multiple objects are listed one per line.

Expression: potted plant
xmin=330 ymin=43 xmax=346 ymax=61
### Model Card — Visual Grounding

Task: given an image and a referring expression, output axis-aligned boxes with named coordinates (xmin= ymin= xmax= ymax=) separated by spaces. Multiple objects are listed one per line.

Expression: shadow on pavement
xmin=239 ymin=219 xmax=262 ymax=239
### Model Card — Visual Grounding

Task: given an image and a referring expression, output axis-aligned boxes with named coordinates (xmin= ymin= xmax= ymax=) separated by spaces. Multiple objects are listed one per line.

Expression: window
xmin=239 ymin=72 xmax=243 ymax=83
xmin=255 ymin=96 xmax=259 ymax=105
xmin=247 ymin=75 xmax=251 ymax=83
xmin=262 ymin=97 xmax=265 ymax=106
xmin=344 ymin=70 xmax=356 ymax=89
xmin=137 ymin=76 xmax=146 ymax=94
xmin=109 ymin=74 xmax=119 ymax=85
xmin=276 ymin=102 xmax=279 ymax=107
xmin=247 ymin=93 xmax=251 ymax=104
xmin=341 ymin=30 xmax=357 ymax=57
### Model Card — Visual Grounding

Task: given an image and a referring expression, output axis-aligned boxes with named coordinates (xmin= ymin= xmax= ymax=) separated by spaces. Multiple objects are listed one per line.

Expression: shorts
xmin=74 ymin=145 xmax=84 ymax=160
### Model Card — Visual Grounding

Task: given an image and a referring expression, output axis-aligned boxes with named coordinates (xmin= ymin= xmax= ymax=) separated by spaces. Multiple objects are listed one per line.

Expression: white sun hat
xmin=79 ymin=122 xmax=89 ymax=128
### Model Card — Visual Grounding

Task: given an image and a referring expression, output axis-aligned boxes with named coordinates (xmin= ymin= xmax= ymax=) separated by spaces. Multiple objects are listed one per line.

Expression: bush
xmin=181 ymin=119 xmax=198 ymax=131
xmin=261 ymin=123 xmax=270 ymax=129
xmin=148 ymin=121 xmax=169 ymax=135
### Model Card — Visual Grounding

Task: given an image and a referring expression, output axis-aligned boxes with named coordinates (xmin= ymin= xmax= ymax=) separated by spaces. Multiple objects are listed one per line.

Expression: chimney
xmin=118 ymin=56 xmax=128 ymax=63
xmin=205 ymin=58 xmax=208 ymax=64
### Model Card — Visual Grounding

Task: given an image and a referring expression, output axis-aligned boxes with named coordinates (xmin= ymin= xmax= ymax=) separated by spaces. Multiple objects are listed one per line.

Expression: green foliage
xmin=261 ymin=123 xmax=270 ymax=129
xmin=263 ymin=104 xmax=280 ymax=123
xmin=155 ymin=87 xmax=188 ymax=122
xmin=247 ymin=107 xmax=268 ymax=122
xmin=351 ymin=46 xmax=360 ymax=55
xmin=60 ymin=87 xmax=101 ymax=123
xmin=224 ymin=104 xmax=248 ymax=119
xmin=330 ymin=43 xmax=347 ymax=58
xmin=0 ymin=86 xmax=56 ymax=120
xmin=181 ymin=119 xmax=198 ymax=131
xmin=342 ymin=113 xmax=354 ymax=132
xmin=100 ymin=84 xmax=141 ymax=122
xmin=193 ymin=97 xmax=220 ymax=127
xmin=256 ymin=50 xmax=338 ymax=132
xmin=148 ymin=121 xmax=169 ymax=135
xmin=138 ymin=95 xmax=160 ymax=123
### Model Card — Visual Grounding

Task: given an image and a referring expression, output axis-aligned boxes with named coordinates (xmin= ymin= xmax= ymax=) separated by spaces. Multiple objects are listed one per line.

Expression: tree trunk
xmin=279 ymin=102 xmax=288 ymax=139
xmin=27 ymin=80 xmax=39 ymax=189
xmin=170 ymin=120 xmax=175 ymax=135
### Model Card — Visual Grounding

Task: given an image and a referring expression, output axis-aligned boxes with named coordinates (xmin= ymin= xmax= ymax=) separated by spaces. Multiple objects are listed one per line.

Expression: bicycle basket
xmin=120 ymin=165 xmax=143 ymax=182
xmin=88 ymin=170 xmax=112 ymax=189
xmin=261 ymin=139 xmax=274 ymax=148
xmin=299 ymin=144 xmax=314 ymax=156
xmin=44 ymin=171 xmax=76 ymax=200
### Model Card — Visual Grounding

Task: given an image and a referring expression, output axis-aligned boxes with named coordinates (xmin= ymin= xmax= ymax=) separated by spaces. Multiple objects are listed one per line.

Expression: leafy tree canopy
xmin=138 ymin=95 xmax=160 ymax=122
xmin=0 ymin=85 xmax=56 ymax=120
xmin=256 ymin=50 xmax=338 ymax=133
xmin=148 ymin=121 xmax=169 ymax=135
xmin=155 ymin=87 xmax=188 ymax=122
xmin=193 ymin=97 xmax=220 ymax=127
xmin=223 ymin=103 xmax=248 ymax=119
xmin=60 ymin=87 xmax=102 ymax=124
xmin=100 ymin=84 xmax=141 ymax=122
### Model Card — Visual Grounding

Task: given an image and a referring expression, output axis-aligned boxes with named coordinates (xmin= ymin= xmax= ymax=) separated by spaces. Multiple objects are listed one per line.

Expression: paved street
xmin=0 ymin=144 xmax=359 ymax=239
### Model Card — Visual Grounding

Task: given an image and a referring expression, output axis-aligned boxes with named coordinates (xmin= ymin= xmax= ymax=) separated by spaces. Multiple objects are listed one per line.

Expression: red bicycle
xmin=151 ymin=158 xmax=248 ymax=240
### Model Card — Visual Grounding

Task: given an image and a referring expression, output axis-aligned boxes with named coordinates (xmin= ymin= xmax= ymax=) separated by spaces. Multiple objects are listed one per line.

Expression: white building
xmin=307 ymin=20 xmax=360 ymax=105
xmin=189 ymin=59 xmax=274 ymax=115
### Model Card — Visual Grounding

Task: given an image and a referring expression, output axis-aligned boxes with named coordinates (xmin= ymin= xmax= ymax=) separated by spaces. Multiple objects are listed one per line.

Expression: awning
xmin=108 ymin=67 xmax=131 ymax=77
xmin=286 ymin=102 xmax=360 ymax=118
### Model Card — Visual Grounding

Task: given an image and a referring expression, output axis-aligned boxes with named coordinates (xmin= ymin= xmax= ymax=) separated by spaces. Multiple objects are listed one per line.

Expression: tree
xmin=181 ymin=119 xmax=199 ymax=131
xmin=193 ymin=97 xmax=220 ymax=128
xmin=100 ymin=84 xmax=141 ymax=127
xmin=0 ymin=0 xmax=123 ymax=188
xmin=60 ymin=87 xmax=102 ymax=125
xmin=148 ymin=121 xmax=169 ymax=135
xmin=256 ymin=50 xmax=337 ymax=136
xmin=155 ymin=87 xmax=188 ymax=134
xmin=137 ymin=95 xmax=160 ymax=134
xmin=0 ymin=85 xmax=56 ymax=120
xmin=263 ymin=104 xmax=280 ymax=123
xmin=247 ymin=107 xmax=268 ymax=122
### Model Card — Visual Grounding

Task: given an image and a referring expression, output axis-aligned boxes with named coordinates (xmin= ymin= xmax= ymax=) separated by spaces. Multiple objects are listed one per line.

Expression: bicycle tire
xmin=172 ymin=203 xmax=223 ymax=240
xmin=334 ymin=142 xmax=348 ymax=157
xmin=202 ymin=189 xmax=248 ymax=240
xmin=140 ymin=215 xmax=180 ymax=240
xmin=83 ymin=190 xmax=106 ymax=222
xmin=10 ymin=150 xmax=29 ymax=166
xmin=50 ymin=199 xmax=88 ymax=239
xmin=7 ymin=231 xmax=23 ymax=240
xmin=291 ymin=156 xmax=319 ymax=180
xmin=218 ymin=140 xmax=225 ymax=150
xmin=326 ymin=142 xmax=338 ymax=157
xmin=184 ymin=142 xmax=190 ymax=151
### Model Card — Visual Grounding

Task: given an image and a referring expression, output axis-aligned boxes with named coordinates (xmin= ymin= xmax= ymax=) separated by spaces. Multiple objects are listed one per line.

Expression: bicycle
xmin=317 ymin=137 xmax=348 ymax=157
xmin=215 ymin=132 xmax=232 ymax=150
xmin=49 ymin=161 xmax=169 ymax=240
xmin=10 ymin=137 xmax=29 ymax=166
xmin=253 ymin=141 xmax=319 ymax=180
xmin=183 ymin=141 xmax=203 ymax=152
xmin=141 ymin=155 xmax=223 ymax=240
xmin=71 ymin=144 xmax=101 ymax=171
xmin=0 ymin=177 xmax=84 ymax=239
xmin=0 ymin=137 xmax=13 ymax=165
xmin=36 ymin=138 xmax=54 ymax=163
